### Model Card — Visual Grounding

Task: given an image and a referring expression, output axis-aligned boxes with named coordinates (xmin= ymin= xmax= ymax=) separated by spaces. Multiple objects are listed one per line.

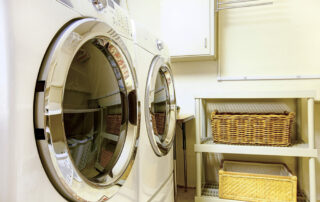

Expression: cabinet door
xmin=160 ymin=0 xmax=214 ymax=57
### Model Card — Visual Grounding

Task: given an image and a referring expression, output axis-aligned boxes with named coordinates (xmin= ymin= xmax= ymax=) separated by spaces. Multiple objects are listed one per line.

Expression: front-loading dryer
xmin=0 ymin=1 xmax=140 ymax=201
xmin=133 ymin=23 xmax=177 ymax=202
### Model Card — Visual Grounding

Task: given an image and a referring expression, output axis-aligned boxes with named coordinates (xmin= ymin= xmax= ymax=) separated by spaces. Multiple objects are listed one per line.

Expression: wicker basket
xmin=105 ymin=114 xmax=122 ymax=135
xmin=211 ymin=110 xmax=295 ymax=146
xmin=151 ymin=112 xmax=166 ymax=135
xmin=219 ymin=161 xmax=297 ymax=202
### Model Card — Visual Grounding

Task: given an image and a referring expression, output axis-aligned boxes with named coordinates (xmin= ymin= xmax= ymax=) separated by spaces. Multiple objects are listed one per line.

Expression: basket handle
xmin=211 ymin=110 xmax=218 ymax=119
xmin=288 ymin=112 xmax=295 ymax=118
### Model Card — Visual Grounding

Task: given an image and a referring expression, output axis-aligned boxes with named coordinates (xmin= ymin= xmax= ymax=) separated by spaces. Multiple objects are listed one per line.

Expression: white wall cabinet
xmin=160 ymin=0 xmax=216 ymax=61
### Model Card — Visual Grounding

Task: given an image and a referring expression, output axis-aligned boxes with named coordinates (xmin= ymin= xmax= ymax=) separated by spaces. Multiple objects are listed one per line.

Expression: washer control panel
xmin=57 ymin=0 xmax=133 ymax=39
xmin=106 ymin=0 xmax=132 ymax=38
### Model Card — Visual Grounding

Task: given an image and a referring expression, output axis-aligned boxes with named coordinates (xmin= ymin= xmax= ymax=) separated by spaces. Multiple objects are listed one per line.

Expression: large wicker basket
xmin=219 ymin=161 xmax=297 ymax=202
xmin=211 ymin=110 xmax=295 ymax=146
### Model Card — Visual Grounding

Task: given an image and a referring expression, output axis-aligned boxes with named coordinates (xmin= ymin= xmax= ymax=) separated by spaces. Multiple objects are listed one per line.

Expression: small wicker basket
xmin=151 ymin=112 xmax=166 ymax=135
xmin=105 ymin=114 xmax=122 ymax=135
xmin=219 ymin=161 xmax=297 ymax=202
xmin=211 ymin=110 xmax=295 ymax=146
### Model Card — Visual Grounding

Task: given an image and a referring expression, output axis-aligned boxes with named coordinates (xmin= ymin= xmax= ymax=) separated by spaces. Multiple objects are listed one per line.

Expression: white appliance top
xmin=57 ymin=0 xmax=133 ymax=39
xmin=133 ymin=22 xmax=163 ymax=56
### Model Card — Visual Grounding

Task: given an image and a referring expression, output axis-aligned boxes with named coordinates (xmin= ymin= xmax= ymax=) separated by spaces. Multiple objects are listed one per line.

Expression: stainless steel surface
xmin=145 ymin=56 xmax=176 ymax=156
xmin=91 ymin=0 xmax=107 ymax=11
xmin=217 ymin=1 xmax=273 ymax=11
xmin=34 ymin=18 xmax=139 ymax=201
xmin=156 ymin=40 xmax=164 ymax=51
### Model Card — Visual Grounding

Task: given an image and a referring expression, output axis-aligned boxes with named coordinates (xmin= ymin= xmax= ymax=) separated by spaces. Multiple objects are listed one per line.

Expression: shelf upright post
xmin=308 ymin=98 xmax=315 ymax=149
xmin=195 ymin=98 xmax=202 ymax=197
xmin=309 ymin=158 xmax=316 ymax=202
xmin=307 ymin=98 xmax=316 ymax=202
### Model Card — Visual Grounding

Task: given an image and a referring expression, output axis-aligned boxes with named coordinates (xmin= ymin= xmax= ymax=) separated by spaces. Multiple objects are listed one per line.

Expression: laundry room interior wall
xmin=128 ymin=0 xmax=320 ymax=200
xmin=127 ymin=0 xmax=161 ymax=38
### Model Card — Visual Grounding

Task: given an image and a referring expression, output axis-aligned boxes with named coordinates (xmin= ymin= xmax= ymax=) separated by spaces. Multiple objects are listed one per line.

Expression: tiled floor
xmin=176 ymin=187 xmax=195 ymax=202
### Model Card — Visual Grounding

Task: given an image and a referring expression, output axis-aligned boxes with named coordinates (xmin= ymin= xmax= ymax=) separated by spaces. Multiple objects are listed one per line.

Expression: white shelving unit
xmin=194 ymin=91 xmax=319 ymax=202
xmin=64 ymin=108 xmax=101 ymax=114
xmin=196 ymin=139 xmax=318 ymax=158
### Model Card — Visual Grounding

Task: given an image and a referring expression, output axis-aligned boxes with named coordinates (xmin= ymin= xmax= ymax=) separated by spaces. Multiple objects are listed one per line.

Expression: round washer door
xmin=34 ymin=18 xmax=139 ymax=201
xmin=145 ymin=56 xmax=176 ymax=156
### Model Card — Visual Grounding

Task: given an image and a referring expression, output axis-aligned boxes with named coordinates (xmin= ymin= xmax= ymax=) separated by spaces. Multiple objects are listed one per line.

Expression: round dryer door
xmin=34 ymin=18 xmax=139 ymax=201
xmin=145 ymin=56 xmax=176 ymax=156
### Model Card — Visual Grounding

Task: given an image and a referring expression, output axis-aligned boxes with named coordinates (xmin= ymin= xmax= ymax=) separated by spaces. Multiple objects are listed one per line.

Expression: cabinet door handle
xmin=204 ymin=38 xmax=208 ymax=48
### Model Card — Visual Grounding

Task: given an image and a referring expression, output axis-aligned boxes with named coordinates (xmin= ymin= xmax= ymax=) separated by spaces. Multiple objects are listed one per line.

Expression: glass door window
xmin=145 ymin=56 xmax=176 ymax=156
xmin=34 ymin=19 xmax=139 ymax=201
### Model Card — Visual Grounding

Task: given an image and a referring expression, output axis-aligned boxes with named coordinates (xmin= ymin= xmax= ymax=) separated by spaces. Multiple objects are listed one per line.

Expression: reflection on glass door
xmin=34 ymin=19 xmax=140 ymax=201
xmin=145 ymin=56 xmax=176 ymax=156
xmin=63 ymin=39 xmax=127 ymax=182
xmin=151 ymin=70 xmax=169 ymax=139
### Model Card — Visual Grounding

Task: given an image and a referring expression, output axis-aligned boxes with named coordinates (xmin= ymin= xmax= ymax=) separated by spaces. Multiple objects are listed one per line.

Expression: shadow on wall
xmin=172 ymin=60 xmax=217 ymax=77
xmin=172 ymin=61 xmax=217 ymax=188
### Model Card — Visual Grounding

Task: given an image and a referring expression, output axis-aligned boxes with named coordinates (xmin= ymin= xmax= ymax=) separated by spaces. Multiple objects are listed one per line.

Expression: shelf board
xmin=101 ymin=132 xmax=119 ymax=142
xmin=196 ymin=183 xmax=308 ymax=202
xmin=196 ymin=192 xmax=308 ymax=202
xmin=194 ymin=90 xmax=317 ymax=100
xmin=194 ymin=139 xmax=318 ymax=157
xmin=65 ymin=88 xmax=91 ymax=94
xmin=89 ymin=90 xmax=120 ymax=100
xmin=195 ymin=183 xmax=243 ymax=202
xmin=64 ymin=108 xmax=101 ymax=114
xmin=195 ymin=196 xmax=240 ymax=202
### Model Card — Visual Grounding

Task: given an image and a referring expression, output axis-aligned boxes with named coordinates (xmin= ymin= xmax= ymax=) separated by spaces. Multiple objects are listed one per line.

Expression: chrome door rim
xmin=34 ymin=18 xmax=140 ymax=201
xmin=145 ymin=56 xmax=176 ymax=156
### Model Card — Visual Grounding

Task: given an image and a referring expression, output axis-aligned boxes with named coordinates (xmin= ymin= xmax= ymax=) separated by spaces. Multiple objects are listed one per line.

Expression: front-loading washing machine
xmin=133 ymin=23 xmax=177 ymax=202
xmin=0 ymin=1 xmax=140 ymax=201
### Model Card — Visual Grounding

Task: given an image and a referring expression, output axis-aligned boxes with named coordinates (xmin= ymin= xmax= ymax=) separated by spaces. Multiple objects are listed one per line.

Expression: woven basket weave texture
xmin=151 ymin=113 xmax=166 ymax=135
xmin=211 ymin=110 xmax=295 ymax=146
xmin=219 ymin=161 xmax=297 ymax=202
xmin=105 ymin=114 xmax=122 ymax=135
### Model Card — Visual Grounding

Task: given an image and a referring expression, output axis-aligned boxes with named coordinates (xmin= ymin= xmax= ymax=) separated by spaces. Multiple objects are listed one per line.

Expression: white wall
xmin=128 ymin=0 xmax=320 ymax=199
xmin=219 ymin=0 xmax=320 ymax=78
xmin=127 ymin=0 xmax=161 ymax=38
